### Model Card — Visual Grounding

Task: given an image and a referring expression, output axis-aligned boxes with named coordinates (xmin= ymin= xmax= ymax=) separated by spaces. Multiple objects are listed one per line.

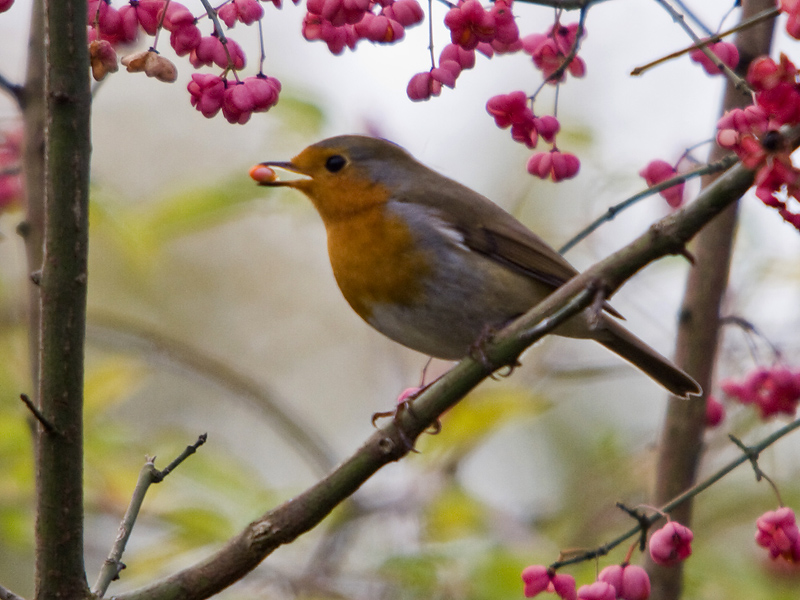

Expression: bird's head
xmin=251 ymin=135 xmax=419 ymax=221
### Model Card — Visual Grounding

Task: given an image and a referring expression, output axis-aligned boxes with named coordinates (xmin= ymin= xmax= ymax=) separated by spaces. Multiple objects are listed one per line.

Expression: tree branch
xmin=107 ymin=128 xmax=785 ymax=599
xmin=646 ymin=2 xmax=777 ymax=598
xmin=559 ymin=155 xmax=737 ymax=254
xmin=33 ymin=1 xmax=93 ymax=598
xmin=93 ymin=435 xmax=208 ymax=597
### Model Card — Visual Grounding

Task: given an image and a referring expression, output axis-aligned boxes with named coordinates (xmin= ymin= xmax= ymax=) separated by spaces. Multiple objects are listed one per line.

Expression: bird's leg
xmin=372 ymin=358 xmax=442 ymax=438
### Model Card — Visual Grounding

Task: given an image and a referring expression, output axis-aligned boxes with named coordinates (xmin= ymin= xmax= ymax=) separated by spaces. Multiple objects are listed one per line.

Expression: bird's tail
xmin=595 ymin=319 xmax=701 ymax=399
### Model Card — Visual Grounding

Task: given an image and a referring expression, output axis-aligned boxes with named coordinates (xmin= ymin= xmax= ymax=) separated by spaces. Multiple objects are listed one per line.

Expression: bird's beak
xmin=249 ymin=161 xmax=311 ymax=187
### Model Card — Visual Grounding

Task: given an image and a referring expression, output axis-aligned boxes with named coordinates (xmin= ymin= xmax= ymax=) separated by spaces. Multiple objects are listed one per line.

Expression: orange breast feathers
xmin=324 ymin=204 xmax=433 ymax=321
xmin=285 ymin=159 xmax=434 ymax=321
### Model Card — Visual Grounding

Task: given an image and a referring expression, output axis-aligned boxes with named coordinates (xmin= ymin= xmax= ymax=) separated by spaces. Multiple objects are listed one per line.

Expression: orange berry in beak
xmin=249 ymin=164 xmax=277 ymax=184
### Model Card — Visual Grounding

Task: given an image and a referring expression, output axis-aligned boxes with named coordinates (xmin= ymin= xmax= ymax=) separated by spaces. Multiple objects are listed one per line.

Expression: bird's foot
xmin=469 ymin=325 xmax=522 ymax=379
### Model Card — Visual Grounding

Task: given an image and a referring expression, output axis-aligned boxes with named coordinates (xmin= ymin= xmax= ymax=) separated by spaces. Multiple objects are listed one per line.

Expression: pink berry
xmin=188 ymin=73 xmax=225 ymax=118
xmin=406 ymin=71 xmax=442 ymax=101
xmin=534 ymin=115 xmax=560 ymax=143
xmin=721 ymin=366 xmax=800 ymax=419
xmin=598 ymin=564 xmax=651 ymax=600
xmin=576 ymin=581 xmax=615 ymax=600
xmin=444 ymin=0 xmax=496 ymax=51
xmin=639 ymin=159 xmax=685 ymax=208
xmin=430 ymin=59 xmax=461 ymax=88
xmin=383 ymin=0 xmax=423 ymax=27
xmin=755 ymin=507 xmax=800 ymax=562
xmin=170 ymin=24 xmax=202 ymax=56
xmin=648 ymin=522 xmax=693 ymax=567
xmin=689 ymin=40 xmax=739 ymax=75
xmin=705 ymin=395 xmax=725 ymax=428
xmin=521 ymin=566 xmax=577 ymax=600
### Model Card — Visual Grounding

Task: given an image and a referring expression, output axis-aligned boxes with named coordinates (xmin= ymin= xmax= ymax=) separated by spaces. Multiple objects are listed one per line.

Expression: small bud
xmin=88 ymin=39 xmax=119 ymax=81
xmin=121 ymin=50 xmax=178 ymax=83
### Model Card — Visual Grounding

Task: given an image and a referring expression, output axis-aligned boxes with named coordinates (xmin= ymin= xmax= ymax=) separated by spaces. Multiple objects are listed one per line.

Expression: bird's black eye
xmin=325 ymin=155 xmax=347 ymax=173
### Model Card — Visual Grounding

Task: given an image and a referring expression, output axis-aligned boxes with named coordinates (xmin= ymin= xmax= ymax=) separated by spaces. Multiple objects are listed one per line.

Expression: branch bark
xmin=33 ymin=3 xmax=92 ymax=599
xmin=646 ymin=2 xmax=777 ymax=599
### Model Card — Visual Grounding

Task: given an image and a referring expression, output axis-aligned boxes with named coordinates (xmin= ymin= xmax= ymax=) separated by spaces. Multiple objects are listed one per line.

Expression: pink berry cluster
xmin=522 ymin=521 xmax=693 ymax=600
xmin=521 ymin=22 xmax=586 ymax=84
xmin=443 ymin=0 xmax=519 ymax=53
xmin=716 ymin=53 xmax=800 ymax=230
xmin=689 ymin=39 xmax=739 ymax=75
xmin=485 ymin=91 xmax=579 ymax=182
xmin=638 ymin=160 xmax=685 ymax=208
xmin=0 ymin=127 xmax=23 ymax=213
xmin=720 ymin=365 xmax=800 ymax=419
xmin=302 ymin=0 xmax=424 ymax=55
xmin=407 ymin=13 xmax=587 ymax=102
xmin=756 ymin=506 xmax=800 ymax=563
xmin=406 ymin=0 xmax=518 ymax=101
xmin=406 ymin=42 xmax=478 ymax=100
xmin=82 ymin=0 xmax=284 ymax=124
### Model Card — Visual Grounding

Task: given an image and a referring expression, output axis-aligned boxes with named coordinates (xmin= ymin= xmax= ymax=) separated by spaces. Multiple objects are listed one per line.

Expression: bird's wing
xmin=396 ymin=168 xmax=624 ymax=318
xmin=398 ymin=171 xmax=578 ymax=288
xmin=460 ymin=223 xmax=577 ymax=288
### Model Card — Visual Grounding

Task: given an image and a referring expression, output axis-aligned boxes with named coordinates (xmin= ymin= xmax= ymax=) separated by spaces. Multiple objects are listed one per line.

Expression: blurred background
xmin=1 ymin=0 xmax=799 ymax=598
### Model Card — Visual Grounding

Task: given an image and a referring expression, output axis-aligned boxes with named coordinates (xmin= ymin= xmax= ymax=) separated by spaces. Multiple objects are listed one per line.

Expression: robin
xmin=251 ymin=135 xmax=700 ymax=398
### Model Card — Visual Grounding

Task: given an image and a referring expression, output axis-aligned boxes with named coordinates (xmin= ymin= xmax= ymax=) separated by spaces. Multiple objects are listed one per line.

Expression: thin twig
xmin=92 ymin=434 xmax=208 ymax=597
xmin=427 ymin=0 xmax=436 ymax=69
xmin=719 ymin=315 xmax=783 ymax=363
xmin=549 ymin=417 xmax=800 ymax=569
xmin=0 ymin=72 xmax=24 ymax=106
xmin=0 ymin=165 xmax=21 ymax=177
xmin=631 ymin=6 xmax=780 ymax=77
xmin=559 ymin=155 xmax=738 ymax=254
xmin=650 ymin=0 xmax=750 ymax=94
xmin=728 ymin=434 xmax=785 ymax=506
xmin=198 ymin=0 xmax=240 ymax=79
xmin=152 ymin=433 xmax=208 ymax=482
xmin=19 ymin=393 xmax=55 ymax=433
xmin=0 ymin=584 xmax=26 ymax=600
xmin=670 ymin=0 xmax=713 ymax=35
